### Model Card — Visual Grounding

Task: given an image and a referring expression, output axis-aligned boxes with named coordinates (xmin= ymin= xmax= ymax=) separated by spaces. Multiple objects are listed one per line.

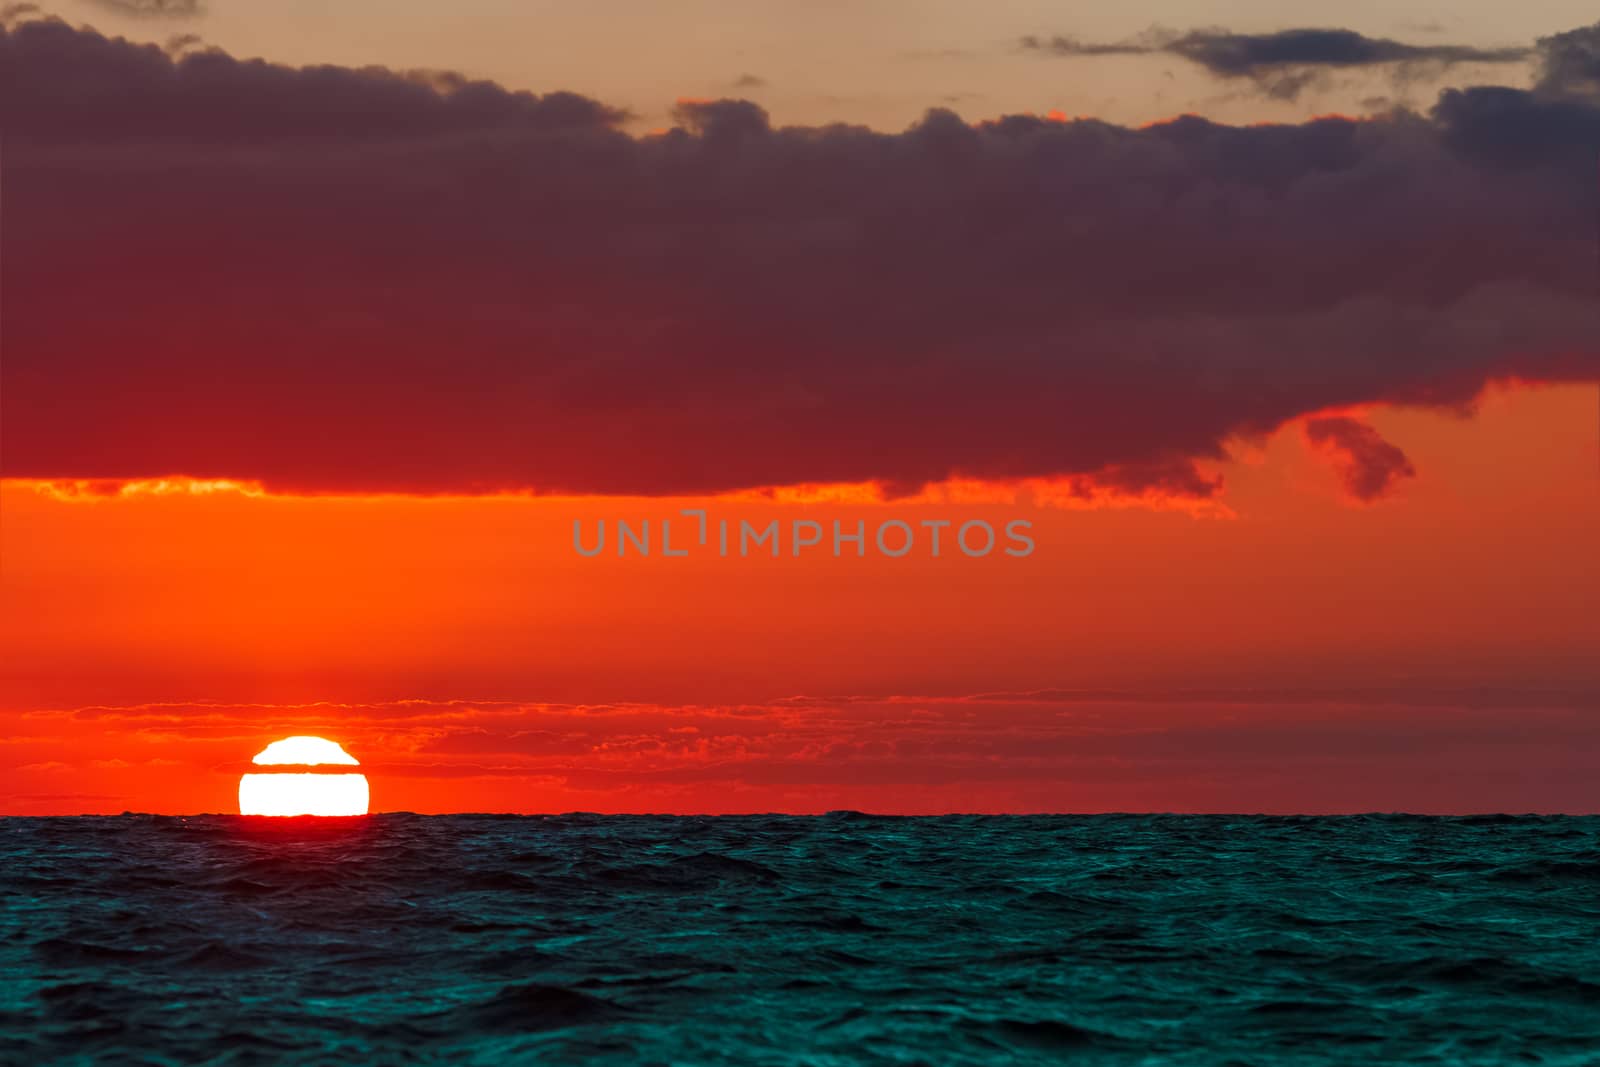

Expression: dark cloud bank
xmin=1 ymin=18 xmax=1596 ymax=498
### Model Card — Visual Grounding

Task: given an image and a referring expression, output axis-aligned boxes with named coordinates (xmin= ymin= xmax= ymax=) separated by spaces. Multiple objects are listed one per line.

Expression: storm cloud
xmin=2 ymin=19 xmax=1597 ymax=498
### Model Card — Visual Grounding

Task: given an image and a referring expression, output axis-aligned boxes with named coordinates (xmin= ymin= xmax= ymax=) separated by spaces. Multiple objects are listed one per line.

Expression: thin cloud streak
xmin=1022 ymin=25 xmax=1533 ymax=99
xmin=84 ymin=0 xmax=204 ymax=18
xmin=8 ymin=693 xmax=1600 ymax=813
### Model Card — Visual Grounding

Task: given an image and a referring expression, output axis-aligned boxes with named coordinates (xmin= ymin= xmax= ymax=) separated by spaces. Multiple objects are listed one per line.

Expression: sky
xmin=1 ymin=2 xmax=1597 ymax=814
xmin=36 ymin=0 xmax=1600 ymax=129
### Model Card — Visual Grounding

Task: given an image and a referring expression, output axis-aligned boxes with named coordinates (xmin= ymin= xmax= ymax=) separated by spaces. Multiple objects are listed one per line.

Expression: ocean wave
xmin=5 ymin=813 xmax=1600 ymax=1063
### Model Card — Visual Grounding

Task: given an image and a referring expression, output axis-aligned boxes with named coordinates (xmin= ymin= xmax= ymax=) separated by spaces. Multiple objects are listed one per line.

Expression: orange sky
xmin=45 ymin=0 xmax=1595 ymax=131
xmin=4 ymin=384 xmax=1596 ymax=814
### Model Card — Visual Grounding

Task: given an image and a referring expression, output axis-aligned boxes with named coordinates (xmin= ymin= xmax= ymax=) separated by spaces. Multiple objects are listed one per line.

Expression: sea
xmin=4 ymin=813 xmax=1600 ymax=1065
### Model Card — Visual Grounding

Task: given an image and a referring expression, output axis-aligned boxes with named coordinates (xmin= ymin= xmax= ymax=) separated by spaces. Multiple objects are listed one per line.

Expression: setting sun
xmin=237 ymin=736 xmax=369 ymax=816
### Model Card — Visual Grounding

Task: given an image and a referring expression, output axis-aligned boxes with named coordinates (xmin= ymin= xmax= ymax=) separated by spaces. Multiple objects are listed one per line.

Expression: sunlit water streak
xmin=4 ymin=814 xmax=1600 ymax=1064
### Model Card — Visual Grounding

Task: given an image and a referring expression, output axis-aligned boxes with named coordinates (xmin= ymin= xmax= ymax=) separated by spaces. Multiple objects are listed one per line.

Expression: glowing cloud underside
xmin=239 ymin=772 xmax=370 ymax=816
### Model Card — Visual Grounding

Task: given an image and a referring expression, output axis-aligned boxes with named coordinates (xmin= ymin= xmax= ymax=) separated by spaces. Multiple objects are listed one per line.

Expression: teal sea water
xmin=4 ymin=814 xmax=1599 ymax=1064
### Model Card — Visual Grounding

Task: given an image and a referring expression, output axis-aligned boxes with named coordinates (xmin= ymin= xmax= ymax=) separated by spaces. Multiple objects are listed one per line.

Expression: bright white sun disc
xmin=239 ymin=736 xmax=369 ymax=816
xmin=252 ymin=736 xmax=360 ymax=766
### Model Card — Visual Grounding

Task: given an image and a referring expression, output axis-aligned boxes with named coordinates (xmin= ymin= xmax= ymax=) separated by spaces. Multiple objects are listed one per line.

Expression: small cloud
xmin=1304 ymin=416 xmax=1417 ymax=503
xmin=85 ymin=0 xmax=204 ymax=18
xmin=1020 ymin=32 xmax=1151 ymax=58
xmin=165 ymin=32 xmax=204 ymax=55
xmin=1022 ymin=25 xmax=1531 ymax=100
xmin=1534 ymin=21 xmax=1600 ymax=98
xmin=732 ymin=73 xmax=766 ymax=89
xmin=0 ymin=3 xmax=42 ymax=25
xmin=901 ymin=47 xmax=976 ymax=61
